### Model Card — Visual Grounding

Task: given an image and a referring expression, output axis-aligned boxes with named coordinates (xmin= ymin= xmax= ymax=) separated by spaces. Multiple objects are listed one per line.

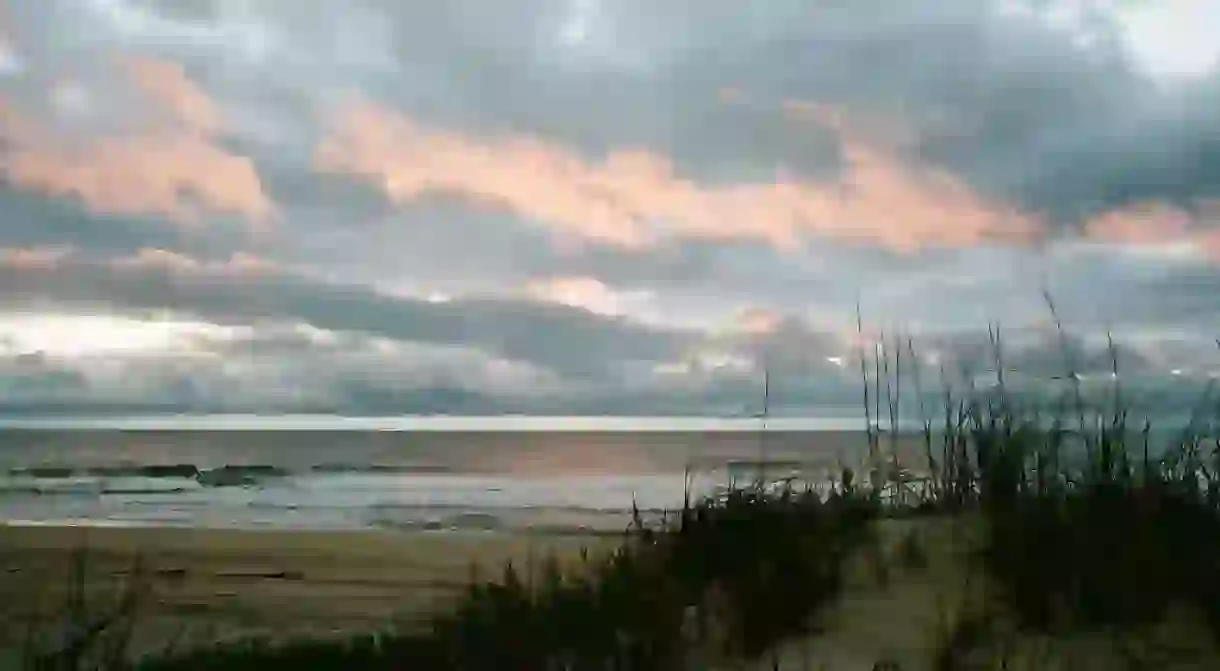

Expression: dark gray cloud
xmin=0 ymin=190 xmax=251 ymax=260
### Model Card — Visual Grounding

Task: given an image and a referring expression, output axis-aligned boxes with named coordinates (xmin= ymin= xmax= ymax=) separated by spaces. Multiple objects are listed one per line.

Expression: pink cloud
xmin=1084 ymin=200 xmax=1220 ymax=260
xmin=119 ymin=55 xmax=223 ymax=135
xmin=733 ymin=307 xmax=784 ymax=336
xmin=224 ymin=251 xmax=283 ymax=276
xmin=315 ymin=98 xmax=1042 ymax=253
xmin=0 ymin=56 xmax=275 ymax=227
xmin=1084 ymin=201 xmax=1194 ymax=245
xmin=112 ymin=248 xmax=205 ymax=273
xmin=112 ymin=248 xmax=282 ymax=277
xmin=0 ymin=246 xmax=72 ymax=270
xmin=1 ymin=133 xmax=275 ymax=226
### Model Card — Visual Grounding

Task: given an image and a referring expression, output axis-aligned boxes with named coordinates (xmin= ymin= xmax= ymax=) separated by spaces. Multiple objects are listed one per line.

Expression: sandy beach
xmin=0 ymin=518 xmax=980 ymax=670
xmin=0 ymin=526 xmax=617 ymax=660
xmin=6 ymin=518 xmax=1218 ymax=669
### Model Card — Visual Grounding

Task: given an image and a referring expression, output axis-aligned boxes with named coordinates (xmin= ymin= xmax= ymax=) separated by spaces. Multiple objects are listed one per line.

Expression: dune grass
xmin=877 ymin=315 xmax=1220 ymax=667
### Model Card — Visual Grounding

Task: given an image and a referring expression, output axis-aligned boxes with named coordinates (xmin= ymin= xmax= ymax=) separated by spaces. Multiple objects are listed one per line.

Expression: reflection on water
xmin=0 ymin=426 xmax=890 ymax=473
xmin=0 ymin=415 xmax=876 ymax=432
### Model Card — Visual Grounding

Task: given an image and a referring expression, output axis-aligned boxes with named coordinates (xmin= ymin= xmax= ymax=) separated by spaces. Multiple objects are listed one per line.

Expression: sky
xmin=0 ymin=0 xmax=1218 ymax=417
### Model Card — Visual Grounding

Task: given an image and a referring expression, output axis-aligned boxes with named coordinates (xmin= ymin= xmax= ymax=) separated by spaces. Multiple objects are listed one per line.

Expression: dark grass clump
xmin=895 ymin=527 xmax=928 ymax=572
xmin=656 ymin=480 xmax=876 ymax=661
xmin=967 ymin=406 xmax=1220 ymax=638
xmin=420 ymin=546 xmax=689 ymax=670
xmin=915 ymin=396 xmax=1220 ymax=666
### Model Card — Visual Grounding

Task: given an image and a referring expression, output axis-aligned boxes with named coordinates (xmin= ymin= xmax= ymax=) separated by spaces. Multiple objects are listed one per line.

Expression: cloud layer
xmin=0 ymin=0 xmax=1217 ymax=416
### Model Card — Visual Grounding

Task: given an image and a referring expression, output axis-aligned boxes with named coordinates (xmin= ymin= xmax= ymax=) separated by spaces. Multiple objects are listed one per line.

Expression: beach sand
xmin=0 ymin=518 xmax=984 ymax=669
xmin=0 ymin=521 xmax=975 ymax=670
xmin=7 ymin=519 xmax=1218 ymax=669
xmin=0 ymin=526 xmax=617 ymax=660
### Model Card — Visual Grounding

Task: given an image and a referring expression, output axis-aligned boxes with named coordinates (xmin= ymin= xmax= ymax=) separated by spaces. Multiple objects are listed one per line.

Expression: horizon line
xmin=0 ymin=414 xmax=890 ymax=432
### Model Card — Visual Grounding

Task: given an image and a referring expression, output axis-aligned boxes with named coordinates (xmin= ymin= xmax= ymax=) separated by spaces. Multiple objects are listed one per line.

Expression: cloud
xmin=905 ymin=28 xmax=1220 ymax=224
xmin=315 ymin=97 xmax=1041 ymax=253
xmin=0 ymin=187 xmax=220 ymax=261
xmin=0 ymin=249 xmax=694 ymax=380
xmin=0 ymin=351 xmax=89 ymax=407
xmin=732 ymin=307 xmax=786 ymax=337
xmin=120 ymin=55 xmax=223 ymax=135
xmin=0 ymin=130 xmax=276 ymax=226
xmin=197 ymin=325 xmax=563 ymax=396
xmin=524 ymin=276 xmax=655 ymax=317
xmin=1083 ymin=199 xmax=1220 ymax=261
xmin=0 ymin=55 xmax=275 ymax=227
xmin=0 ymin=246 xmax=71 ymax=270
xmin=664 ymin=308 xmax=857 ymax=390
xmin=111 ymin=247 xmax=283 ymax=276
xmin=0 ymin=314 xmax=546 ymax=413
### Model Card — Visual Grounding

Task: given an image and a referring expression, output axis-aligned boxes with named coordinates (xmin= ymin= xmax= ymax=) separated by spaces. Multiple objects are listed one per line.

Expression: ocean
xmin=0 ymin=416 xmax=886 ymax=533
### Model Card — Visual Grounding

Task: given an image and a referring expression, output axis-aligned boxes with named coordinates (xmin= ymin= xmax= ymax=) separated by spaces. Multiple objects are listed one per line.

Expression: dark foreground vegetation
xmin=16 ymin=321 xmax=1220 ymax=669
xmin=20 ymin=484 xmax=878 ymax=670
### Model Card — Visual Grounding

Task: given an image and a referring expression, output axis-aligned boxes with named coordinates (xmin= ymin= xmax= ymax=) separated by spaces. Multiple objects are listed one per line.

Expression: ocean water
xmin=0 ymin=416 xmax=878 ymax=533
